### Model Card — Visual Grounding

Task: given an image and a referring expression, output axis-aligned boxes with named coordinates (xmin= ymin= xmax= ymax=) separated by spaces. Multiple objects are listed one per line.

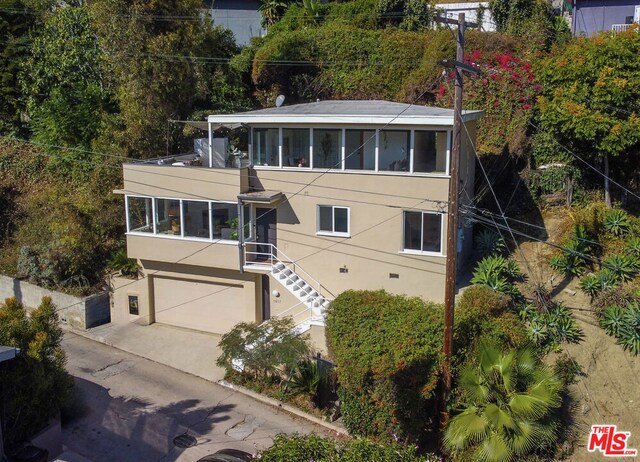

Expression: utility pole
xmin=439 ymin=12 xmax=478 ymax=428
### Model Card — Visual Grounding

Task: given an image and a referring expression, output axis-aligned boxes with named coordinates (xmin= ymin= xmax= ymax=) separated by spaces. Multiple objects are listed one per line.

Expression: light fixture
xmin=272 ymin=290 xmax=280 ymax=298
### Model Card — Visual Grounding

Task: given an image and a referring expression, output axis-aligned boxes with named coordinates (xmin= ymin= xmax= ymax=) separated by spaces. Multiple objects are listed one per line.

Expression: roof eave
xmin=207 ymin=112 xmax=483 ymax=126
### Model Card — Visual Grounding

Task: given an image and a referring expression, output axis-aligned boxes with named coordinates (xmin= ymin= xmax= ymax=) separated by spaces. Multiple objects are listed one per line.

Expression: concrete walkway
xmin=66 ymin=322 xmax=226 ymax=382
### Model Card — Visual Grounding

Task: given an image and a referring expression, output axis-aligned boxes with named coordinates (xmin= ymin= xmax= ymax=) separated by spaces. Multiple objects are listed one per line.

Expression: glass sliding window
xmin=414 ymin=131 xmax=448 ymax=173
xmin=282 ymin=128 xmax=310 ymax=167
xmin=127 ymin=197 xmax=153 ymax=233
xmin=252 ymin=128 xmax=279 ymax=166
xmin=403 ymin=211 xmax=442 ymax=253
xmin=313 ymin=129 xmax=342 ymax=169
xmin=317 ymin=205 xmax=350 ymax=236
xmin=379 ymin=130 xmax=410 ymax=172
xmin=345 ymin=129 xmax=375 ymax=170
xmin=212 ymin=203 xmax=239 ymax=240
xmin=182 ymin=201 xmax=210 ymax=239
xmin=155 ymin=198 xmax=181 ymax=235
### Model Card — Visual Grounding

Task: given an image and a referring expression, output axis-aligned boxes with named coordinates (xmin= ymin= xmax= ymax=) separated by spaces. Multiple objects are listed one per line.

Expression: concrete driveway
xmin=61 ymin=333 xmax=329 ymax=461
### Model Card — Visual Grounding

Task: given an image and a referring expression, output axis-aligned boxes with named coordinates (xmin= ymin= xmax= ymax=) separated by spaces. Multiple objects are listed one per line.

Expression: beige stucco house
xmin=112 ymin=100 xmax=483 ymax=353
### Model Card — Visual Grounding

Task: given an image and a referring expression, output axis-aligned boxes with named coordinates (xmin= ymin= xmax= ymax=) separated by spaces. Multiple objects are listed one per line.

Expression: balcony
xmin=121 ymin=160 xmax=249 ymax=204
xmin=612 ymin=23 xmax=634 ymax=33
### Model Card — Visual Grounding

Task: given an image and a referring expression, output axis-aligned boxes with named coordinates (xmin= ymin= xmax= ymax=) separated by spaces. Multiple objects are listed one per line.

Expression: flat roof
xmin=208 ymin=100 xmax=483 ymax=127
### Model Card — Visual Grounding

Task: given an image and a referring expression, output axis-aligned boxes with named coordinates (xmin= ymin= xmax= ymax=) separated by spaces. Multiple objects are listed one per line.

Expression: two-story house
xmin=112 ymin=100 xmax=483 ymax=352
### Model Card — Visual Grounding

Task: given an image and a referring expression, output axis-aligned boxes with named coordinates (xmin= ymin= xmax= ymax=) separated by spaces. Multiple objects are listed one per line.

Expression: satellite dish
xmin=275 ymin=95 xmax=285 ymax=108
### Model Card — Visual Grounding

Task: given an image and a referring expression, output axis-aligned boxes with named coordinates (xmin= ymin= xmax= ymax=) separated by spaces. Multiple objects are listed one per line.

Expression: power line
xmin=527 ymin=121 xmax=640 ymax=204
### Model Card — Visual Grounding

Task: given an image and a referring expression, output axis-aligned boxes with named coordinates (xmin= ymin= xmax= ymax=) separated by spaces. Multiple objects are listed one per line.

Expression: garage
xmin=153 ymin=277 xmax=249 ymax=334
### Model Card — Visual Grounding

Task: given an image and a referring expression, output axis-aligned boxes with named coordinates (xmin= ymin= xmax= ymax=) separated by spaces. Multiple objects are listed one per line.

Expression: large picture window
xmin=345 ymin=129 xmax=375 ymax=170
xmin=212 ymin=203 xmax=238 ymax=240
xmin=183 ymin=200 xmax=210 ymax=239
xmin=127 ymin=197 xmax=153 ymax=233
xmin=414 ymin=131 xmax=448 ymax=173
xmin=313 ymin=129 xmax=342 ymax=169
xmin=317 ymin=205 xmax=349 ymax=236
xmin=379 ymin=130 xmax=410 ymax=172
xmin=252 ymin=128 xmax=279 ymax=166
xmin=282 ymin=128 xmax=310 ymax=168
xmin=127 ymin=196 xmax=239 ymax=242
xmin=155 ymin=198 xmax=181 ymax=235
xmin=403 ymin=211 xmax=442 ymax=254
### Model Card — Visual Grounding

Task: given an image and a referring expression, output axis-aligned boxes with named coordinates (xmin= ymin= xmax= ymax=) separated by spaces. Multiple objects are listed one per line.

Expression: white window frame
xmin=248 ymin=124 xmax=452 ymax=178
xmin=125 ymin=195 xmax=238 ymax=244
xmin=316 ymin=205 xmax=350 ymax=237
xmin=400 ymin=210 xmax=445 ymax=256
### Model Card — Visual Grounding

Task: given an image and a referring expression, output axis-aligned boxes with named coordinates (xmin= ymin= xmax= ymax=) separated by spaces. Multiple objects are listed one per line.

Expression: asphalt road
xmin=61 ymin=333 xmax=328 ymax=462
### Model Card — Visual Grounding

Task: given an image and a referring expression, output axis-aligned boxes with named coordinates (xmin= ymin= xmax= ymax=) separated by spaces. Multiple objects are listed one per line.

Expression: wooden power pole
xmin=440 ymin=12 xmax=478 ymax=428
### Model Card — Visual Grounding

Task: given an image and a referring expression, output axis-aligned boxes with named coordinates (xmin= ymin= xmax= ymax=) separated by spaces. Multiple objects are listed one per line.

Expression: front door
xmin=255 ymin=207 xmax=277 ymax=258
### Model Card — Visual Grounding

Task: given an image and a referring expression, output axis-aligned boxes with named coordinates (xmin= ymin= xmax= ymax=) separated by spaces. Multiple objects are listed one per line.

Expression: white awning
xmin=173 ymin=120 xmax=244 ymax=131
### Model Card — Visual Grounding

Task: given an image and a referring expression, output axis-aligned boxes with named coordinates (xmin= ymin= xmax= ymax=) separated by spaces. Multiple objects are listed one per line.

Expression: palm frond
xmin=475 ymin=431 xmax=513 ymax=462
xmin=484 ymin=403 xmax=518 ymax=432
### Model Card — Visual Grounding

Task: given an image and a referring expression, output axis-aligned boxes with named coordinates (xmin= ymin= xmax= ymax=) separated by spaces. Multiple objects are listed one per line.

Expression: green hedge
xmin=325 ymin=290 xmax=444 ymax=441
xmin=453 ymin=285 xmax=529 ymax=371
xmin=256 ymin=433 xmax=438 ymax=461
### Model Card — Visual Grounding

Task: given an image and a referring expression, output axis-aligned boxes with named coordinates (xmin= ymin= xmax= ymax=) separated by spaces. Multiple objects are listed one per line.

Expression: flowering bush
xmin=437 ymin=49 xmax=542 ymax=156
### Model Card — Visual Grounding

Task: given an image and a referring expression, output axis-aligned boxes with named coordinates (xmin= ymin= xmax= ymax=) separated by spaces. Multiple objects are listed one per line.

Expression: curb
xmin=64 ymin=325 xmax=348 ymax=436
xmin=217 ymin=379 xmax=348 ymax=436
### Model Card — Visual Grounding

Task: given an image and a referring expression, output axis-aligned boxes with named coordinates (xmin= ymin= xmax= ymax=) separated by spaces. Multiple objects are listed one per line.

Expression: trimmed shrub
xmin=325 ymin=290 xmax=444 ymax=441
xmin=256 ymin=433 xmax=438 ymax=461
xmin=453 ymin=285 xmax=528 ymax=369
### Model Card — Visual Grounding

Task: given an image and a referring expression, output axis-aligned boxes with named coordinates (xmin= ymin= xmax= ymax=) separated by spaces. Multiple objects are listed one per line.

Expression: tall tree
xmin=0 ymin=0 xmax=52 ymax=135
xmin=536 ymin=29 xmax=640 ymax=207
xmin=20 ymin=5 xmax=111 ymax=164
xmin=90 ymin=0 xmax=243 ymax=158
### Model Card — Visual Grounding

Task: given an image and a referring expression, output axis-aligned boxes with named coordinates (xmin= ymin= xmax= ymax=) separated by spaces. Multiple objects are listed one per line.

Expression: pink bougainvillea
xmin=436 ymin=49 xmax=541 ymax=155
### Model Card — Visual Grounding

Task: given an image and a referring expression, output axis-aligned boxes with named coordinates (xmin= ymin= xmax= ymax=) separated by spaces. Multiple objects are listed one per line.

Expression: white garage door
xmin=154 ymin=277 xmax=247 ymax=334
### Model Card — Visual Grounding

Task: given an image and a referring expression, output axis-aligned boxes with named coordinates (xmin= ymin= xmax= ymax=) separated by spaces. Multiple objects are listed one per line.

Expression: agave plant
xmin=625 ymin=236 xmax=640 ymax=258
xmin=603 ymin=254 xmax=639 ymax=282
xmin=475 ymin=229 xmax=507 ymax=257
xmin=528 ymin=317 xmax=548 ymax=345
xmin=600 ymin=305 xmax=625 ymax=337
xmin=571 ymin=223 xmax=593 ymax=254
xmin=598 ymin=268 xmax=621 ymax=291
xmin=549 ymin=313 xmax=583 ymax=344
xmin=617 ymin=306 xmax=640 ymax=355
xmin=518 ymin=303 xmax=537 ymax=321
xmin=444 ymin=344 xmax=563 ymax=461
xmin=579 ymin=274 xmax=602 ymax=298
xmin=549 ymin=251 xmax=585 ymax=278
xmin=603 ymin=209 xmax=631 ymax=236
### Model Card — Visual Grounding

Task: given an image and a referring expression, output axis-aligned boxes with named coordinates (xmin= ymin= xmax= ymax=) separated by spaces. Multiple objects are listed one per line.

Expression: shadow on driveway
xmin=62 ymin=376 xmax=235 ymax=462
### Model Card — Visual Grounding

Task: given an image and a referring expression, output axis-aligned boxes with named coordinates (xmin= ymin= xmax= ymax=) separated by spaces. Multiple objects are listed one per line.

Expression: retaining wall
xmin=0 ymin=275 xmax=110 ymax=329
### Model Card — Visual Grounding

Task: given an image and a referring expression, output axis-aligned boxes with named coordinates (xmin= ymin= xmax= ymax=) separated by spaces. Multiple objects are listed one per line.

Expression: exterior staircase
xmin=244 ymin=243 xmax=332 ymax=334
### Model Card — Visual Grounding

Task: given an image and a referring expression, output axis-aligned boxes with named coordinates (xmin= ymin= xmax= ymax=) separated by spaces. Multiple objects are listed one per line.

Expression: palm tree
xmin=258 ymin=0 xmax=288 ymax=27
xmin=444 ymin=343 xmax=563 ymax=462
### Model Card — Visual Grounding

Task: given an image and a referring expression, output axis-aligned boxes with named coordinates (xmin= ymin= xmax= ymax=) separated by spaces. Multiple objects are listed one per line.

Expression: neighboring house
xmin=208 ymin=0 xmax=265 ymax=46
xmin=434 ymin=2 xmax=496 ymax=31
xmin=114 ymin=100 xmax=483 ymax=353
xmin=572 ymin=0 xmax=640 ymax=35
